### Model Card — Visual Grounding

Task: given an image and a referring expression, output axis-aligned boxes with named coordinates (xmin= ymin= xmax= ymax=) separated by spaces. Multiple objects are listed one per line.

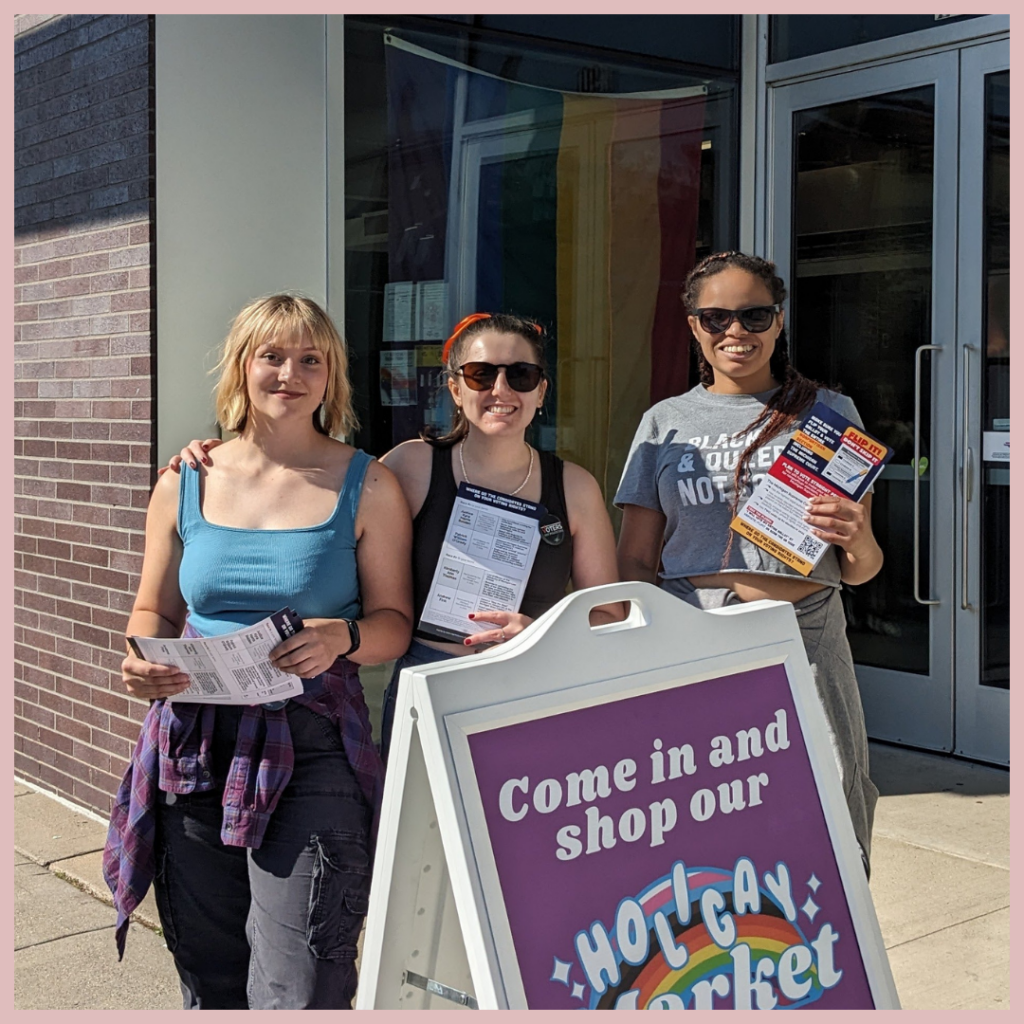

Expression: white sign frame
xmin=356 ymin=581 xmax=899 ymax=1010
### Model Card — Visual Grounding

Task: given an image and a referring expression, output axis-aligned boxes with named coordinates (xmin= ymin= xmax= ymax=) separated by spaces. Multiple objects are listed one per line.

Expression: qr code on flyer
xmin=796 ymin=533 xmax=826 ymax=560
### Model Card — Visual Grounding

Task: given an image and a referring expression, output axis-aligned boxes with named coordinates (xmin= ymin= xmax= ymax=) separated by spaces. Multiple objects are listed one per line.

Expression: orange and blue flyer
xmin=730 ymin=403 xmax=893 ymax=576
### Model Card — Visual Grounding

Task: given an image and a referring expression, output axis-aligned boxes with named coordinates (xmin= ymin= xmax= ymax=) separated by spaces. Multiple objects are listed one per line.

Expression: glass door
xmin=769 ymin=53 xmax=961 ymax=754
xmin=955 ymin=41 xmax=1009 ymax=764
xmin=769 ymin=44 xmax=1009 ymax=765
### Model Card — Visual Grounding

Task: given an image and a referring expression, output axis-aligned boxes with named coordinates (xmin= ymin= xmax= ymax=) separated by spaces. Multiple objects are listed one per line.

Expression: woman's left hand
xmin=463 ymin=610 xmax=533 ymax=648
xmin=269 ymin=618 xmax=347 ymax=678
xmin=803 ymin=495 xmax=872 ymax=554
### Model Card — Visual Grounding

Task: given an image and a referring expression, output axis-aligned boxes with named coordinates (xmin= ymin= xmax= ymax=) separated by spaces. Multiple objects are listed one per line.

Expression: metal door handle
xmin=961 ymin=345 xmax=974 ymax=610
xmin=914 ymin=344 xmax=941 ymax=605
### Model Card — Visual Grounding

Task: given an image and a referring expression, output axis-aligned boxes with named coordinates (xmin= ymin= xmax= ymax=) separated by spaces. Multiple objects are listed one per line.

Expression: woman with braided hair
xmin=615 ymin=251 xmax=882 ymax=872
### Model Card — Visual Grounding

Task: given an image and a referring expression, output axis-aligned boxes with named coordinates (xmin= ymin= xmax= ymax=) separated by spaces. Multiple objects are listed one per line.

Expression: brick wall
xmin=14 ymin=14 xmax=156 ymax=814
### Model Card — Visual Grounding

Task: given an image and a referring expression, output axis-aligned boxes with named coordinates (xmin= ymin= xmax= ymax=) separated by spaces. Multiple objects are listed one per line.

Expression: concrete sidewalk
xmin=14 ymin=741 xmax=1009 ymax=1010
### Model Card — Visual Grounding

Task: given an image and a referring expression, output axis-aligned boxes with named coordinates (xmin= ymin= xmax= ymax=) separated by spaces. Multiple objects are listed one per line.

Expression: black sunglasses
xmin=457 ymin=361 xmax=545 ymax=393
xmin=691 ymin=304 xmax=781 ymax=334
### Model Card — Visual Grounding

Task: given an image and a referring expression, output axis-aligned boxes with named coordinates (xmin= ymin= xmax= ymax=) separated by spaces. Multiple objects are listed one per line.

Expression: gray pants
xmin=152 ymin=702 xmax=371 ymax=1009
xmin=665 ymin=580 xmax=878 ymax=871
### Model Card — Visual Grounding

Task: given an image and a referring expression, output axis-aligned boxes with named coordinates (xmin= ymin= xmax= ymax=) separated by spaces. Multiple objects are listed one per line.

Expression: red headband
xmin=442 ymin=313 xmax=492 ymax=363
xmin=441 ymin=313 xmax=543 ymax=363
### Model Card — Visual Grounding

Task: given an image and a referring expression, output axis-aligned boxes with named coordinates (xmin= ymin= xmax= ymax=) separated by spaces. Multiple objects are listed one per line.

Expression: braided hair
xmin=682 ymin=252 xmax=829 ymax=565
xmin=426 ymin=312 xmax=548 ymax=446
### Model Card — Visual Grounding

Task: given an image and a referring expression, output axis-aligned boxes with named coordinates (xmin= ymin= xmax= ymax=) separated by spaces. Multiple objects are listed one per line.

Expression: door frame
xmin=751 ymin=14 xmax=1009 ymax=255
xmin=953 ymin=38 xmax=1010 ymax=764
xmin=766 ymin=52 xmax=961 ymax=754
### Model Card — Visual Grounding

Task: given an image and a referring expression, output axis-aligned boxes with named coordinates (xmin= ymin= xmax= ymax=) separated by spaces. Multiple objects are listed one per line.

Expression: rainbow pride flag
xmin=385 ymin=36 xmax=706 ymax=498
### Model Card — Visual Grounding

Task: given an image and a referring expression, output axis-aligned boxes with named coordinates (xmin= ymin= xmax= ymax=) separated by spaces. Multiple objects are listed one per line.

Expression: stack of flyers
xmin=731 ymin=403 xmax=893 ymax=576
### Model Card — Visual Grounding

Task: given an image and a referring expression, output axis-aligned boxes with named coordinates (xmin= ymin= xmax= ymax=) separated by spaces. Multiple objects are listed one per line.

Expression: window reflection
xmin=791 ymin=87 xmax=935 ymax=674
xmin=344 ymin=16 xmax=738 ymax=521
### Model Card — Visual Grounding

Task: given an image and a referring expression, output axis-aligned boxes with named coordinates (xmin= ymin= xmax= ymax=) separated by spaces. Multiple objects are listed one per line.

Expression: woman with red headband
xmin=167 ymin=312 xmax=621 ymax=762
xmin=376 ymin=312 xmax=620 ymax=759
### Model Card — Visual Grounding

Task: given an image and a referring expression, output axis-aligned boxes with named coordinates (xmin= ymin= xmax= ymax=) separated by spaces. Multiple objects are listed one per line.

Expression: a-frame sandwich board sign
xmin=356 ymin=581 xmax=899 ymax=1011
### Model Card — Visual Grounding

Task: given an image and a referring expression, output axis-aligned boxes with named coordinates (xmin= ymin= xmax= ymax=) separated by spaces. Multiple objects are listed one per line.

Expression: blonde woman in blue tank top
xmin=108 ymin=296 xmax=412 ymax=1009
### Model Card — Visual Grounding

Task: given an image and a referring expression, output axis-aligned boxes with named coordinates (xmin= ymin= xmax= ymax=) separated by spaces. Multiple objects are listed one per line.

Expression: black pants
xmin=152 ymin=702 xmax=372 ymax=1009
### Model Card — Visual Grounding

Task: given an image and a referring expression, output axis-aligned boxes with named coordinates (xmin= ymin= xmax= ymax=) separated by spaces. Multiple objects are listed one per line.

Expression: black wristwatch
xmin=341 ymin=618 xmax=361 ymax=658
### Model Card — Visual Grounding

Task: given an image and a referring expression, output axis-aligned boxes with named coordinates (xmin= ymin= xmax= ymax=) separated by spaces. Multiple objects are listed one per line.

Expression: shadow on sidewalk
xmin=869 ymin=740 xmax=1009 ymax=798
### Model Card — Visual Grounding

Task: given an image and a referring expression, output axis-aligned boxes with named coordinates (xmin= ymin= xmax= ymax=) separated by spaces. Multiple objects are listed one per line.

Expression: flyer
xmin=418 ymin=482 xmax=545 ymax=642
xmin=982 ymin=430 xmax=1009 ymax=463
xmin=731 ymin=403 xmax=893 ymax=576
xmin=128 ymin=608 xmax=306 ymax=705
xmin=416 ymin=279 xmax=448 ymax=341
xmin=380 ymin=349 xmax=417 ymax=406
xmin=382 ymin=281 xmax=415 ymax=341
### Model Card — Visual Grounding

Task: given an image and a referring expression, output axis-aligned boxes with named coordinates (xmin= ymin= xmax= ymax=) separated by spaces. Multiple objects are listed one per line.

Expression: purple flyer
xmin=466 ymin=663 xmax=875 ymax=1009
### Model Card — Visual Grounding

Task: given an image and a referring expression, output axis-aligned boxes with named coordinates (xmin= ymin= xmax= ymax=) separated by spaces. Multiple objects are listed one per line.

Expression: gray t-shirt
xmin=614 ymin=384 xmax=866 ymax=588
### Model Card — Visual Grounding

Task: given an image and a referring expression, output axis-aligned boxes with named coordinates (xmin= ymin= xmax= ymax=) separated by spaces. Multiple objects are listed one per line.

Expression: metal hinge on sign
xmin=403 ymin=970 xmax=478 ymax=1009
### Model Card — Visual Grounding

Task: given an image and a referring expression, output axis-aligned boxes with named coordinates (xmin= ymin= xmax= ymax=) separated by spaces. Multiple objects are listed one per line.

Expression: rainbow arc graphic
xmin=588 ymin=867 xmax=824 ymax=1010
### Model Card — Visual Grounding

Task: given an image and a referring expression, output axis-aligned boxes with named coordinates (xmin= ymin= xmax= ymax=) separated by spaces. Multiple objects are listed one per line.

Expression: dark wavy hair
xmin=427 ymin=313 xmax=549 ymax=446
xmin=683 ymin=251 xmax=830 ymax=565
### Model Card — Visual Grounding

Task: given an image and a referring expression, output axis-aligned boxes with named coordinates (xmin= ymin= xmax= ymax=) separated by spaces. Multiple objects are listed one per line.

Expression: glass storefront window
xmin=789 ymin=86 xmax=936 ymax=675
xmin=770 ymin=15 xmax=982 ymax=64
xmin=344 ymin=16 xmax=738 ymax=520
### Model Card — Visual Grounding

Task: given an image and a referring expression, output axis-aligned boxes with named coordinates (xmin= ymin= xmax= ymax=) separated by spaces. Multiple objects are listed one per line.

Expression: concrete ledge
xmin=14 ymin=790 xmax=107 ymax=867
xmin=14 ymin=783 xmax=180 ymax=1010
xmin=14 ymin=782 xmax=161 ymax=933
xmin=16 ymin=859 xmax=115 ymax=948
xmin=54 ymin=851 xmax=163 ymax=932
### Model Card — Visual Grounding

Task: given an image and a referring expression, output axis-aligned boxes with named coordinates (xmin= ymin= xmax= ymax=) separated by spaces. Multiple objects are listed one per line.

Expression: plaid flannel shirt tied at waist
xmin=102 ymin=622 xmax=384 ymax=959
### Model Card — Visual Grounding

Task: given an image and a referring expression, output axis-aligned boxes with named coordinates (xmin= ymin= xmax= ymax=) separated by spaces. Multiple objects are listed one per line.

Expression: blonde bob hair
xmin=213 ymin=294 xmax=358 ymax=438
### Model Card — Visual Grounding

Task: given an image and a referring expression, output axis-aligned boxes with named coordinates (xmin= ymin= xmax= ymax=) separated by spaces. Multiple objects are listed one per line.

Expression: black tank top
xmin=412 ymin=443 xmax=574 ymax=641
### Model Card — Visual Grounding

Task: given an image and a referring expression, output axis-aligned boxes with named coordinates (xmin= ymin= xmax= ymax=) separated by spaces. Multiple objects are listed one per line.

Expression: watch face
xmin=539 ymin=513 xmax=565 ymax=546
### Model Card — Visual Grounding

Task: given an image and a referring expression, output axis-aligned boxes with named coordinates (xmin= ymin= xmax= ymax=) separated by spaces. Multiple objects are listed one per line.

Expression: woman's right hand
xmin=121 ymin=652 xmax=192 ymax=700
xmin=156 ymin=437 xmax=223 ymax=476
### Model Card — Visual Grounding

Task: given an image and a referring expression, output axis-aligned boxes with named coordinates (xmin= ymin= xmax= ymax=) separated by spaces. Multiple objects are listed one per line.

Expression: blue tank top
xmin=177 ymin=450 xmax=371 ymax=636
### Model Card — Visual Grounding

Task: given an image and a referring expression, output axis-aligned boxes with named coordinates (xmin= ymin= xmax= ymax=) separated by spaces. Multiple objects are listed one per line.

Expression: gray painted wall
xmin=155 ymin=15 xmax=329 ymax=463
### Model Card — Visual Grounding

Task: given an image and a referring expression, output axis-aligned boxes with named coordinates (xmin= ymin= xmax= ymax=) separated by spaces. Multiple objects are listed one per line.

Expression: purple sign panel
xmin=466 ymin=663 xmax=875 ymax=1009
